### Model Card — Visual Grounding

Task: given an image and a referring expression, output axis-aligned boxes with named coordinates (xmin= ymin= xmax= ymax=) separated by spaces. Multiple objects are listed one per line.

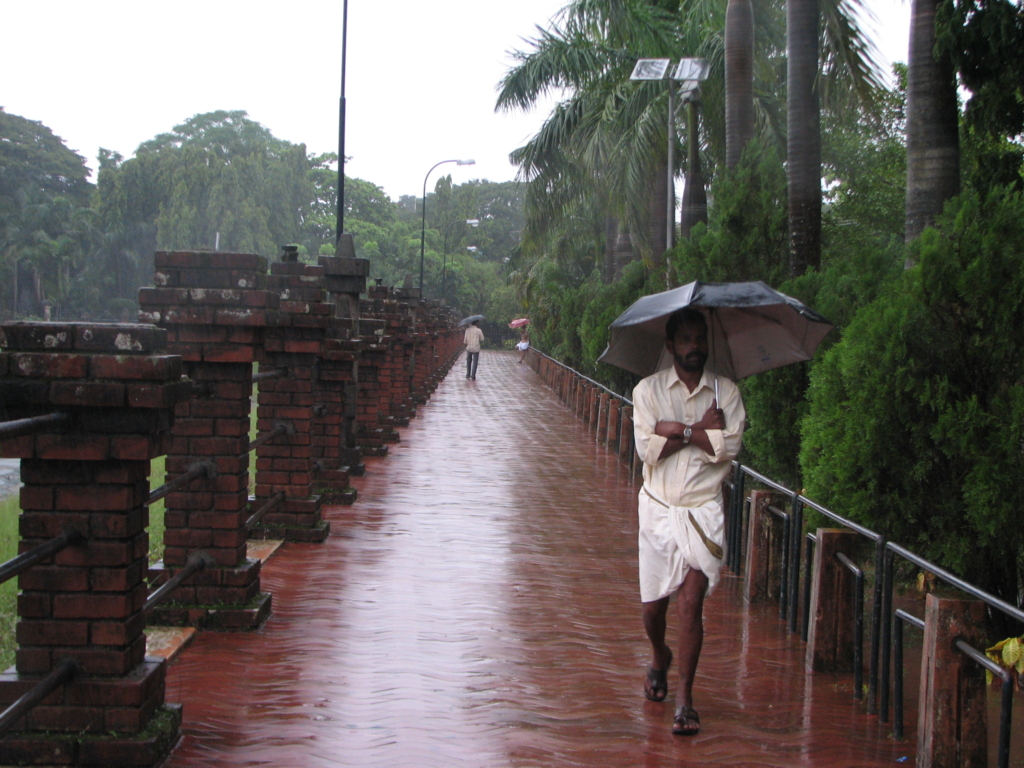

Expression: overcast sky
xmin=4 ymin=0 xmax=909 ymax=200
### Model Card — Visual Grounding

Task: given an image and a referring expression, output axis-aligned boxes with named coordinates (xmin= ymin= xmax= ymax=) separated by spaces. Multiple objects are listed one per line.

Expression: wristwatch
xmin=682 ymin=426 xmax=692 ymax=445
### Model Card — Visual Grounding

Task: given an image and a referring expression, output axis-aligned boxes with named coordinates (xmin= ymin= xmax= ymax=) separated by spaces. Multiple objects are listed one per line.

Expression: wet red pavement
xmin=161 ymin=351 xmax=914 ymax=767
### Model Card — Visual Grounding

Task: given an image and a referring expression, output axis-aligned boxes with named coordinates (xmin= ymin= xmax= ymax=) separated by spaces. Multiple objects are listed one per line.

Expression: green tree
xmin=0 ymin=108 xmax=95 ymax=318
xmin=801 ymin=187 xmax=1024 ymax=610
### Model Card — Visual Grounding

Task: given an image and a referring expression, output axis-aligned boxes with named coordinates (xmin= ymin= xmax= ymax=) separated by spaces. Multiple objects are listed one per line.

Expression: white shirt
xmin=463 ymin=326 xmax=484 ymax=353
xmin=632 ymin=366 xmax=745 ymax=509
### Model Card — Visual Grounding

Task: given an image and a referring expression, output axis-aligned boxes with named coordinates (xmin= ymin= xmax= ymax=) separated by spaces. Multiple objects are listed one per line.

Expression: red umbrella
xmin=509 ymin=318 xmax=530 ymax=328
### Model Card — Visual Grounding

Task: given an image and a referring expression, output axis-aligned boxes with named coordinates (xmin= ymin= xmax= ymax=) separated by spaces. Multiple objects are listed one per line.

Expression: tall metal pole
xmin=420 ymin=160 xmax=455 ymax=294
xmin=666 ymin=82 xmax=675 ymax=255
xmin=336 ymin=0 xmax=349 ymax=242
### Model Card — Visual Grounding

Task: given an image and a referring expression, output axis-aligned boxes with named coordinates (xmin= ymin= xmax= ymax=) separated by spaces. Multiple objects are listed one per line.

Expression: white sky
xmin=3 ymin=0 xmax=909 ymax=200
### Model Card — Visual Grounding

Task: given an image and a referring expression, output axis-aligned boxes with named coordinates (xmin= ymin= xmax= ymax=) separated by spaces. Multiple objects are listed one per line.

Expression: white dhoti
xmin=638 ymin=487 xmax=726 ymax=603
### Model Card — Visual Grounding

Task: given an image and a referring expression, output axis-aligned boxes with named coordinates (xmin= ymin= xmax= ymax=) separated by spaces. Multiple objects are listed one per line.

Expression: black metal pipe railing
xmin=246 ymin=423 xmax=290 ymax=454
xmin=0 ymin=657 xmax=77 ymax=738
xmin=146 ymin=461 xmax=215 ymax=506
xmin=880 ymin=548 xmax=896 ymax=722
xmin=954 ymin=639 xmax=1014 ymax=768
xmin=144 ymin=551 xmax=213 ymax=615
xmin=252 ymin=368 xmax=287 ymax=383
xmin=529 ymin=349 xmax=633 ymax=407
xmin=0 ymin=528 xmax=84 ymax=587
xmin=892 ymin=608 xmax=924 ymax=739
xmin=0 ymin=412 xmax=69 ymax=440
xmin=765 ymin=504 xmax=790 ymax=618
xmin=245 ymin=492 xmax=286 ymax=531
xmin=787 ymin=495 xmax=804 ymax=634
xmin=802 ymin=532 xmax=816 ymax=642
xmin=835 ymin=551 xmax=865 ymax=699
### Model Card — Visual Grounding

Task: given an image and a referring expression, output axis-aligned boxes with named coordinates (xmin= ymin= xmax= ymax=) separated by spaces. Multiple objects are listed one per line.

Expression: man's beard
xmin=674 ymin=350 xmax=707 ymax=373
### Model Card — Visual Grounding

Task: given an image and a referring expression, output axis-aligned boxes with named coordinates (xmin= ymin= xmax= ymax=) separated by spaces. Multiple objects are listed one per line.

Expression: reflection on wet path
xmin=162 ymin=351 xmax=912 ymax=767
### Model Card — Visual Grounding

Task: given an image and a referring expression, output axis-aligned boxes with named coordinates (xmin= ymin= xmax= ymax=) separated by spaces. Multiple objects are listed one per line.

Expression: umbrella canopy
xmin=597 ymin=281 xmax=834 ymax=380
xmin=457 ymin=314 xmax=485 ymax=328
xmin=509 ymin=318 xmax=530 ymax=328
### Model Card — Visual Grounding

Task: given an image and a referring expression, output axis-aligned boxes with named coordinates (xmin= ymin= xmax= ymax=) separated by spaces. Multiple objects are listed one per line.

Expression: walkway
xmin=161 ymin=351 xmax=912 ymax=767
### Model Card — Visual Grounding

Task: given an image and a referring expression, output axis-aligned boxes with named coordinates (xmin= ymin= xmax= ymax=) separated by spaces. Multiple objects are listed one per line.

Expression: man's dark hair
xmin=665 ymin=307 xmax=707 ymax=341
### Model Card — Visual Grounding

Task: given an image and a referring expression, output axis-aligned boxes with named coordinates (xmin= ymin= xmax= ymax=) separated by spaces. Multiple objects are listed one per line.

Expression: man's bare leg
xmin=674 ymin=569 xmax=708 ymax=733
xmin=641 ymin=597 xmax=672 ymax=699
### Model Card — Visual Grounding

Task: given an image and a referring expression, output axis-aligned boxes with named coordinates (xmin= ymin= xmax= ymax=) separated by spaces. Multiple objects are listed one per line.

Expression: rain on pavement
xmin=161 ymin=350 xmax=911 ymax=768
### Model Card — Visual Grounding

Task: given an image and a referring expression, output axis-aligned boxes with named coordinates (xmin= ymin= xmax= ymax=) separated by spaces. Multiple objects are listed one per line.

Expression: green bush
xmin=801 ymin=188 xmax=1024 ymax=605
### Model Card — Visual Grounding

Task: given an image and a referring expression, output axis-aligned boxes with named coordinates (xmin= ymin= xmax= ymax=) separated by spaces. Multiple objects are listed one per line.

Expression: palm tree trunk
xmin=904 ymin=0 xmax=960 ymax=250
xmin=787 ymin=0 xmax=822 ymax=276
xmin=649 ymin=159 xmax=669 ymax=264
xmin=725 ymin=0 xmax=755 ymax=169
xmin=603 ymin=216 xmax=617 ymax=283
xmin=680 ymin=101 xmax=708 ymax=241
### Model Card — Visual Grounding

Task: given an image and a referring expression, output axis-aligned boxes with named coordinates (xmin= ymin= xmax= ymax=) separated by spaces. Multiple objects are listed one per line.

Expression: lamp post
xmin=629 ymin=58 xmax=709 ymax=255
xmin=442 ymin=219 xmax=479 ymax=303
xmin=419 ymin=158 xmax=475 ymax=295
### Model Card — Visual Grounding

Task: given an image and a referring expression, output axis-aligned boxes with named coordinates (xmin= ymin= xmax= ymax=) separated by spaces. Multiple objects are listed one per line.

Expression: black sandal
xmin=643 ymin=650 xmax=672 ymax=702
xmin=672 ymin=705 xmax=700 ymax=736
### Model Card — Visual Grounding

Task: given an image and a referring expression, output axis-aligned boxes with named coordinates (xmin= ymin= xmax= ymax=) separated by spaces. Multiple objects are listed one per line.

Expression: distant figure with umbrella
xmin=462 ymin=318 xmax=484 ymax=380
xmin=511 ymin=318 xmax=530 ymax=363
xmin=598 ymin=281 xmax=832 ymax=737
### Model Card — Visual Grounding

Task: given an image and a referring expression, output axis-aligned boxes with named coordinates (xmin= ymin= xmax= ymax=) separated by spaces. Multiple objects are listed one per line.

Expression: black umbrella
xmin=457 ymin=314 xmax=485 ymax=328
xmin=597 ymin=281 xmax=833 ymax=391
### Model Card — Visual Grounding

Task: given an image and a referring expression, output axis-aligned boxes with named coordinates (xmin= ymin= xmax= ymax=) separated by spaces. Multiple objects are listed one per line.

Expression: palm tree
xmin=903 ymin=0 xmax=960 ymax=248
xmin=725 ymin=0 xmax=755 ymax=168
xmin=787 ymin=0 xmax=884 ymax=275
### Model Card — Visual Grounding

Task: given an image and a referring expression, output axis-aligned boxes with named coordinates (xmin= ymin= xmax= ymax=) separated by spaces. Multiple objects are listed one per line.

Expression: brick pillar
xmin=318 ymin=253 xmax=369 ymax=477
xmin=805 ymin=529 xmax=859 ymax=673
xmin=138 ymin=251 xmax=276 ymax=630
xmin=252 ymin=257 xmax=330 ymax=543
xmin=916 ymin=596 xmax=988 ymax=768
xmin=353 ymin=315 xmax=388 ymax=457
xmin=743 ymin=491 xmax=787 ymax=603
xmin=0 ymin=321 xmax=189 ymax=765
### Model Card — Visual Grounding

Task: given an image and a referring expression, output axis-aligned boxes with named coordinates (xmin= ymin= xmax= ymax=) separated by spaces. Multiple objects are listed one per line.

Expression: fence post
xmin=0 ymin=321 xmax=190 ymax=764
xmin=916 ymin=596 xmax=988 ymax=768
xmin=743 ymin=491 xmax=786 ymax=603
xmin=606 ymin=398 xmax=620 ymax=450
xmin=805 ymin=529 xmax=859 ymax=673
xmin=619 ymin=406 xmax=634 ymax=465
xmin=139 ymin=251 xmax=275 ymax=629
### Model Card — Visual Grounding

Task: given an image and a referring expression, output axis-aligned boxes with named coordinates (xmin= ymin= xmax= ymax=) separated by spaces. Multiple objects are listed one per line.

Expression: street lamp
xmin=630 ymin=58 xmax=709 ymax=254
xmin=419 ymin=159 xmax=475 ymax=294
xmin=442 ymin=219 xmax=479 ymax=303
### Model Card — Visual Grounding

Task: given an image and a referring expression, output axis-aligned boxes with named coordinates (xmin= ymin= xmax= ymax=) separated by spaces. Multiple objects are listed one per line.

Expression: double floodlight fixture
xmin=629 ymin=57 xmax=710 ymax=98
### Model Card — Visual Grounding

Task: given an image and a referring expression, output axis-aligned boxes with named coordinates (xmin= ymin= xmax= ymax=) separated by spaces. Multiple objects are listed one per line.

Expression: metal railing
xmin=0 ymin=528 xmax=84 ymax=587
xmin=143 ymin=551 xmax=213 ymax=615
xmin=955 ymin=639 xmax=1015 ymax=768
xmin=146 ymin=461 xmax=215 ymax=506
xmin=528 ymin=349 xmax=636 ymax=470
xmin=0 ymin=658 xmax=77 ymax=737
xmin=245 ymin=492 xmax=286 ymax=531
xmin=836 ymin=551 xmax=865 ymax=699
xmin=252 ymin=368 xmax=287 ymax=383
xmin=0 ymin=413 xmax=70 ymax=440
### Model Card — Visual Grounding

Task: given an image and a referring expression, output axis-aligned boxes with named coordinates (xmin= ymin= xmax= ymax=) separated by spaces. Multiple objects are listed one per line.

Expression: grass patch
xmin=0 ymin=493 xmax=21 ymax=670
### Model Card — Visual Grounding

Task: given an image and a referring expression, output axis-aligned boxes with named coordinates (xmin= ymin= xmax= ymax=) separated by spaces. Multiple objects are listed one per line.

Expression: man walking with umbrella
xmin=463 ymin=319 xmax=484 ymax=379
xmin=632 ymin=307 xmax=745 ymax=736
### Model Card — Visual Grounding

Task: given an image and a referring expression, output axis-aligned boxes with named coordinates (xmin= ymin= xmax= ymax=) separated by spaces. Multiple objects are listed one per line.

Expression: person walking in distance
xmin=464 ymin=320 xmax=484 ymax=380
xmin=631 ymin=308 xmax=745 ymax=736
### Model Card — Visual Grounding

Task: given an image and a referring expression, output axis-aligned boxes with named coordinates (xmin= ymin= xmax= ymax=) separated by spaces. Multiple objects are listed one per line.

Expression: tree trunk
xmin=649 ymin=159 xmax=670 ymax=265
xmin=787 ymin=0 xmax=822 ymax=276
xmin=603 ymin=216 xmax=617 ymax=283
xmin=725 ymin=0 xmax=755 ymax=170
xmin=904 ymin=0 xmax=960 ymax=251
xmin=680 ymin=101 xmax=708 ymax=241
xmin=614 ymin=226 xmax=635 ymax=279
